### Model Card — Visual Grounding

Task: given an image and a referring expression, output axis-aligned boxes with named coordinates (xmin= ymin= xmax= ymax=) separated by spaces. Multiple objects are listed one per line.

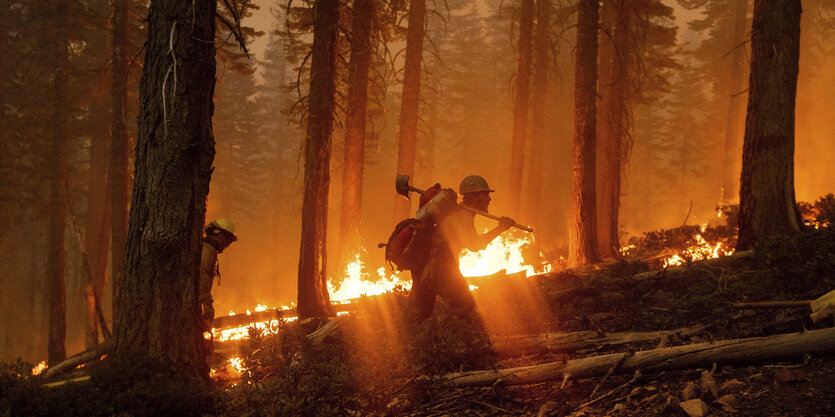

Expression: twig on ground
xmin=589 ymin=351 xmax=633 ymax=400
xmin=574 ymin=370 xmax=641 ymax=412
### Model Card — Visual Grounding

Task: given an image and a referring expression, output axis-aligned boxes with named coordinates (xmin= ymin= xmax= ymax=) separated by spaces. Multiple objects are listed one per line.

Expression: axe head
xmin=395 ymin=175 xmax=413 ymax=200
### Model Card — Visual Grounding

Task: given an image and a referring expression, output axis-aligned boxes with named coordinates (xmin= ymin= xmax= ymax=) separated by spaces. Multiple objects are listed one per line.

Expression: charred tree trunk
xmin=508 ymin=0 xmax=535 ymax=217
xmin=597 ymin=0 xmax=627 ymax=258
xmin=736 ymin=0 xmax=802 ymax=251
xmin=569 ymin=0 xmax=601 ymax=268
xmin=48 ymin=0 xmax=70 ymax=365
xmin=523 ymin=0 xmax=551 ymax=228
xmin=298 ymin=0 xmax=339 ymax=320
xmin=721 ymin=0 xmax=750 ymax=203
xmin=338 ymin=0 xmax=373 ymax=274
xmin=85 ymin=72 xmax=112 ymax=349
xmin=110 ymin=0 xmax=130 ymax=335
xmin=116 ymin=0 xmax=217 ymax=377
xmin=393 ymin=0 xmax=426 ymax=222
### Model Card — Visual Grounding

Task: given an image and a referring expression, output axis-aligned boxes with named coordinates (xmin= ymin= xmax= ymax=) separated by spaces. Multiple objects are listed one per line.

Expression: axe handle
xmin=462 ymin=206 xmax=534 ymax=233
xmin=405 ymin=182 xmax=533 ymax=232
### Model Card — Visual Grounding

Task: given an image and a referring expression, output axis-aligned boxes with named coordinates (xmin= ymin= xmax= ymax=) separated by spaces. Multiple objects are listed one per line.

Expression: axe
xmin=396 ymin=175 xmax=534 ymax=233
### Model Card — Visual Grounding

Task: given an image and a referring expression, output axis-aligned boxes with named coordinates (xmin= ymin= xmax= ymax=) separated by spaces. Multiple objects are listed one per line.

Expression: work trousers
xmin=410 ymin=250 xmax=476 ymax=321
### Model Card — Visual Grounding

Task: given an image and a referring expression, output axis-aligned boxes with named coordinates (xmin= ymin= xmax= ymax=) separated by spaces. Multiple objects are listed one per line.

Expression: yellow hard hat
xmin=459 ymin=175 xmax=495 ymax=195
xmin=206 ymin=218 xmax=237 ymax=241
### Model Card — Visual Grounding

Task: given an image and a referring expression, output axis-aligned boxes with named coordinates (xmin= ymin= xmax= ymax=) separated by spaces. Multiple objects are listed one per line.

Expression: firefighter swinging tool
xmin=395 ymin=175 xmax=534 ymax=233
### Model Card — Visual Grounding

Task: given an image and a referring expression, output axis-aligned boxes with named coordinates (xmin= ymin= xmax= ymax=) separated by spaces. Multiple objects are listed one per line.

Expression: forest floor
xmin=207 ymin=216 xmax=835 ymax=417
xmin=4 ymin=201 xmax=835 ymax=417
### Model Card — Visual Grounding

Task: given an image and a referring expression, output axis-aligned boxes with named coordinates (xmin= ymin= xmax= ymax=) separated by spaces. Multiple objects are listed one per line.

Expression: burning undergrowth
xmin=216 ymin=296 xmax=497 ymax=416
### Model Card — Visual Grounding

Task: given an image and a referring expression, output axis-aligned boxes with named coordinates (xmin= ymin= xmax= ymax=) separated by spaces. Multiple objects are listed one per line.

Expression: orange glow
xmin=328 ymin=254 xmax=410 ymax=301
xmin=31 ymin=360 xmax=47 ymax=376
xmin=458 ymin=233 xmax=551 ymax=277
xmin=662 ymin=229 xmax=733 ymax=267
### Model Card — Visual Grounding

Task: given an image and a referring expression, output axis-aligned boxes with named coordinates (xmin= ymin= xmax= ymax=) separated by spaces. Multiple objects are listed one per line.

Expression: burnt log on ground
xmin=730 ymin=301 xmax=812 ymax=309
xmin=491 ymin=325 xmax=706 ymax=355
xmin=43 ymin=339 xmax=115 ymax=379
xmin=212 ymin=302 xmax=357 ymax=330
xmin=443 ymin=326 xmax=835 ymax=387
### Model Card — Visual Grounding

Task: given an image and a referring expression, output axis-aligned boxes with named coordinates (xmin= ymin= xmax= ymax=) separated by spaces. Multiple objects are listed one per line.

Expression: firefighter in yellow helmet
xmin=410 ymin=175 xmax=515 ymax=321
xmin=199 ymin=218 xmax=237 ymax=348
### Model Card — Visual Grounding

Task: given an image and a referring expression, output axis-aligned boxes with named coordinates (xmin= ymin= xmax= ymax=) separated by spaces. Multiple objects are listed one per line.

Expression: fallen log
xmin=491 ymin=326 xmax=705 ymax=355
xmin=730 ymin=301 xmax=812 ymax=310
xmin=443 ymin=326 xmax=835 ymax=387
xmin=44 ymin=339 xmax=115 ymax=379
xmin=212 ymin=302 xmax=356 ymax=330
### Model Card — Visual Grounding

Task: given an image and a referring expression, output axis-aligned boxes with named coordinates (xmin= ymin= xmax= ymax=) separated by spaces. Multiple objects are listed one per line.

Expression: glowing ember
xmin=662 ymin=233 xmax=733 ymax=267
xmin=327 ymin=255 xmax=410 ymax=301
xmin=228 ymin=357 xmax=245 ymax=373
xmin=31 ymin=360 xmax=46 ymax=376
xmin=458 ymin=233 xmax=550 ymax=277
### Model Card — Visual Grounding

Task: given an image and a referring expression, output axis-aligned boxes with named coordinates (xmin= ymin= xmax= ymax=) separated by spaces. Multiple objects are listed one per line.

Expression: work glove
xmin=498 ymin=216 xmax=515 ymax=232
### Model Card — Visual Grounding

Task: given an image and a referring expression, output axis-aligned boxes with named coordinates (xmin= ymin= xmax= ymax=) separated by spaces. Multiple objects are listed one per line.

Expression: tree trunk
xmin=597 ymin=0 xmax=627 ymax=258
xmin=110 ymin=0 xmax=130 ymax=336
xmin=297 ymin=0 xmax=339 ymax=320
xmin=338 ymin=0 xmax=373 ymax=274
xmin=569 ymin=0 xmax=601 ymax=268
xmin=720 ymin=0 xmax=750 ymax=203
xmin=85 ymin=71 xmax=112 ymax=349
xmin=523 ymin=0 xmax=551 ymax=228
xmin=508 ymin=0 xmax=535 ymax=217
xmin=115 ymin=0 xmax=217 ymax=378
xmin=393 ymin=0 xmax=426 ymax=222
xmin=444 ymin=326 xmax=835 ymax=387
xmin=48 ymin=0 xmax=70 ymax=365
xmin=736 ymin=0 xmax=802 ymax=251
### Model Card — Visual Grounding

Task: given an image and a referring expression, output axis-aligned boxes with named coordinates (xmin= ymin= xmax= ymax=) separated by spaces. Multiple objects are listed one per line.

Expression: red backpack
xmin=381 ymin=183 xmax=445 ymax=271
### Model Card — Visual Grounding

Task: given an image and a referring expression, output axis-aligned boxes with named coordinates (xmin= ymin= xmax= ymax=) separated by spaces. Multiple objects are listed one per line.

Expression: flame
xmin=458 ymin=233 xmax=550 ymax=277
xmin=327 ymin=255 xmax=410 ymax=302
xmin=662 ymin=233 xmax=733 ymax=267
xmin=31 ymin=360 xmax=47 ymax=376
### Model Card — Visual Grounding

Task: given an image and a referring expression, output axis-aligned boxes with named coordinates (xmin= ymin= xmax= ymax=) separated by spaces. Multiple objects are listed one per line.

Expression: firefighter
xmin=410 ymin=175 xmax=515 ymax=321
xmin=199 ymin=218 xmax=237 ymax=342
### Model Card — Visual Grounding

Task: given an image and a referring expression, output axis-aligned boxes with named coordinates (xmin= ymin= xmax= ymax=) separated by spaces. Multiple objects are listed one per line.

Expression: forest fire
xmin=459 ymin=233 xmax=551 ymax=277
xmin=210 ymin=235 xmax=549 ymax=346
xmin=662 ymin=231 xmax=734 ymax=267
xmin=31 ymin=360 xmax=47 ymax=376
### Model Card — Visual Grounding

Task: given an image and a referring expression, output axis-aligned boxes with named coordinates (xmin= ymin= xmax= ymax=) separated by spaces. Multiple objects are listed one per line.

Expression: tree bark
xmin=736 ymin=0 xmax=802 ymax=251
xmin=523 ymin=0 xmax=551 ymax=228
xmin=297 ymin=0 xmax=339 ymax=320
xmin=569 ymin=0 xmax=601 ymax=268
xmin=508 ymin=0 xmax=535 ymax=217
xmin=110 ymin=0 xmax=130 ymax=336
xmin=720 ymin=0 xmax=750 ymax=203
xmin=338 ymin=0 xmax=373 ymax=274
xmin=444 ymin=326 xmax=835 ymax=387
xmin=393 ymin=0 xmax=426 ymax=222
xmin=116 ymin=0 xmax=217 ymax=378
xmin=597 ymin=0 xmax=627 ymax=258
xmin=48 ymin=0 xmax=70 ymax=365
xmin=85 ymin=69 xmax=112 ymax=349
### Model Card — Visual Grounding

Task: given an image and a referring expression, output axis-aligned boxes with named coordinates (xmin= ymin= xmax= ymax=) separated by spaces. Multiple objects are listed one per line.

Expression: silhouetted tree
xmin=338 ymin=0 xmax=374 ymax=273
xmin=737 ymin=0 xmax=802 ymax=250
xmin=508 ymin=0 xmax=534 ymax=217
xmin=47 ymin=0 xmax=70 ymax=365
xmin=298 ymin=0 xmax=340 ymax=320
xmin=569 ymin=0 xmax=600 ymax=268
xmin=116 ymin=0 xmax=217 ymax=377
xmin=393 ymin=0 xmax=427 ymax=221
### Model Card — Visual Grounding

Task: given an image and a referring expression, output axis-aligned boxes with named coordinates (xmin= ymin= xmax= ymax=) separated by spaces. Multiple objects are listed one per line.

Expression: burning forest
xmin=3 ymin=0 xmax=835 ymax=416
